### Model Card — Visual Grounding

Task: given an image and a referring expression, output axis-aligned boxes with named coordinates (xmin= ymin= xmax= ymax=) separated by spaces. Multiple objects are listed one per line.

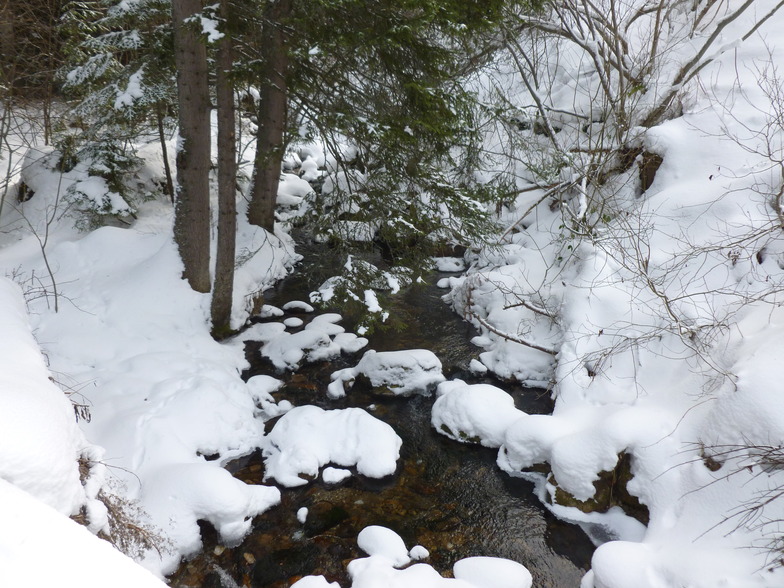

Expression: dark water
xmin=169 ymin=242 xmax=594 ymax=588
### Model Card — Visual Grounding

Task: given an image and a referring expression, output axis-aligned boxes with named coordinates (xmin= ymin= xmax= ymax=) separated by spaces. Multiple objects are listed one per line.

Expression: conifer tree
xmin=246 ymin=0 xmax=512 ymax=239
xmin=61 ymin=0 xmax=176 ymax=219
xmin=210 ymin=0 xmax=238 ymax=336
xmin=171 ymin=0 xmax=211 ymax=293
xmin=62 ymin=0 xmax=538 ymax=328
xmin=240 ymin=0 xmax=529 ymax=318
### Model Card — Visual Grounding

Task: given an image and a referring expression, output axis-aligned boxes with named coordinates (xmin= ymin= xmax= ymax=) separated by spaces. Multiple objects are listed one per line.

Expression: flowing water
xmin=169 ymin=241 xmax=595 ymax=588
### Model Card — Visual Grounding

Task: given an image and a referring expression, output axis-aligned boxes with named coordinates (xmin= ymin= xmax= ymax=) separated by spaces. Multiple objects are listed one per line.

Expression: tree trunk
xmin=171 ymin=0 xmax=211 ymax=293
xmin=156 ymin=102 xmax=175 ymax=203
xmin=247 ymin=0 xmax=292 ymax=231
xmin=210 ymin=0 xmax=237 ymax=337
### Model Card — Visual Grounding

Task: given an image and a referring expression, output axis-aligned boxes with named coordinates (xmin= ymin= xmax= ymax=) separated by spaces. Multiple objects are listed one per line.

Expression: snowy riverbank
xmin=3 ymin=2 xmax=784 ymax=586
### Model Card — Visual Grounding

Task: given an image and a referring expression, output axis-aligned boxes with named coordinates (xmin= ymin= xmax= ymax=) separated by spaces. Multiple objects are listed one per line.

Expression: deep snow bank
xmin=0 ymin=277 xmax=98 ymax=516
xmin=0 ymin=277 xmax=166 ymax=586
xmin=0 ymin=143 xmax=299 ymax=575
xmin=440 ymin=4 xmax=784 ymax=586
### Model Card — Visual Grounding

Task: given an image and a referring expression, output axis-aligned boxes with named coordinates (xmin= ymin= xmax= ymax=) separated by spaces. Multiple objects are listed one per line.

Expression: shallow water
xmin=169 ymin=241 xmax=594 ymax=588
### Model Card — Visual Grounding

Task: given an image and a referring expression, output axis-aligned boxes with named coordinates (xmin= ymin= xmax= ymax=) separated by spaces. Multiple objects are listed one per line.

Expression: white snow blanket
xmin=0 ymin=478 xmax=167 ymax=588
xmin=0 ymin=278 xmax=99 ymax=517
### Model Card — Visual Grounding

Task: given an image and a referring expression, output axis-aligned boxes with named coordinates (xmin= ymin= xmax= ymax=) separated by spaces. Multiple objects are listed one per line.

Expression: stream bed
xmin=169 ymin=246 xmax=595 ymax=588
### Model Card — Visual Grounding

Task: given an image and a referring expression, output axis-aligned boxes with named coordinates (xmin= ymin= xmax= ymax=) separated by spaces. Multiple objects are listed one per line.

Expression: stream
xmin=169 ymin=241 xmax=595 ymax=588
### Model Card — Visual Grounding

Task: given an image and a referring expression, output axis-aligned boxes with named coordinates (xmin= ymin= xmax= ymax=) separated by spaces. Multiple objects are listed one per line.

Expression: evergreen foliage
xmin=58 ymin=0 xmax=541 ymax=323
xmin=59 ymin=0 xmax=175 ymax=227
xmin=261 ymin=0 xmax=537 ymax=311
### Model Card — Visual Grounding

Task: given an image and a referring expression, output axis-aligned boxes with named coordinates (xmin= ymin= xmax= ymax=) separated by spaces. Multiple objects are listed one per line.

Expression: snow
xmin=292 ymin=526 xmax=533 ymax=588
xmin=293 ymin=577 xmax=342 ymax=588
xmin=261 ymin=406 xmax=402 ymax=487
xmin=437 ymin=3 xmax=784 ymax=586
xmin=285 ymin=316 xmax=305 ymax=328
xmin=432 ymin=380 xmax=525 ymax=448
xmin=323 ymin=466 xmax=353 ymax=484
xmin=0 ymin=479 xmax=167 ymax=588
xmin=257 ymin=312 xmax=366 ymax=370
xmin=452 ymin=557 xmax=533 ymax=588
xmin=409 ymin=545 xmax=429 ymax=560
xmin=283 ymin=300 xmax=315 ymax=312
xmin=329 ymin=349 xmax=445 ymax=398
xmin=0 ymin=278 xmax=99 ymax=517
xmin=4 ymin=2 xmax=784 ymax=586
xmin=278 ymin=172 xmax=313 ymax=207
xmin=0 ymin=135 xmax=297 ymax=577
xmin=357 ymin=525 xmax=411 ymax=567
xmin=141 ymin=463 xmax=280 ymax=558
xmin=432 ymin=257 xmax=466 ymax=272
xmin=262 ymin=328 xmax=340 ymax=370
xmin=115 ymin=67 xmax=145 ymax=110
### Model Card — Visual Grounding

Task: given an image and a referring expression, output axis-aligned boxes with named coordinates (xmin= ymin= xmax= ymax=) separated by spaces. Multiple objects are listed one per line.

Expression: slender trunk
xmin=0 ymin=104 xmax=12 ymax=218
xmin=171 ymin=0 xmax=211 ymax=293
xmin=247 ymin=0 xmax=292 ymax=231
xmin=211 ymin=0 xmax=237 ymax=337
xmin=157 ymin=102 xmax=175 ymax=203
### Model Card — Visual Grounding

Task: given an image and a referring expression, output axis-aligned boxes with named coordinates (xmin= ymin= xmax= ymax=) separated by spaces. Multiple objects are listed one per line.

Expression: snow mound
xmin=328 ymin=349 xmax=445 ymax=398
xmin=432 ymin=257 xmax=466 ymax=272
xmin=292 ymin=577 xmax=341 ymax=588
xmin=453 ymin=557 xmax=532 ymax=588
xmin=357 ymin=525 xmax=411 ymax=567
xmin=0 ymin=479 xmax=166 ymax=588
xmin=259 ymin=312 xmax=367 ymax=370
xmin=277 ymin=172 xmax=312 ymax=206
xmin=283 ymin=300 xmax=315 ymax=313
xmin=284 ymin=316 xmax=305 ymax=328
xmin=0 ymin=278 xmax=99 ymax=518
xmin=323 ymin=467 xmax=353 ymax=484
xmin=143 ymin=463 xmax=280 ymax=560
xmin=293 ymin=526 xmax=533 ymax=588
xmin=262 ymin=329 xmax=341 ymax=370
xmin=432 ymin=381 xmax=526 ymax=448
xmin=262 ymin=406 xmax=402 ymax=487
xmin=246 ymin=375 xmax=291 ymax=420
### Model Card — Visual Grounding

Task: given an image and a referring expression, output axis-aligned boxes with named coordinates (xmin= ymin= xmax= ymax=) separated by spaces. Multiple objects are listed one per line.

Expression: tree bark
xmin=156 ymin=102 xmax=175 ymax=203
xmin=247 ymin=0 xmax=292 ymax=231
xmin=172 ymin=0 xmax=211 ymax=293
xmin=211 ymin=0 xmax=237 ymax=337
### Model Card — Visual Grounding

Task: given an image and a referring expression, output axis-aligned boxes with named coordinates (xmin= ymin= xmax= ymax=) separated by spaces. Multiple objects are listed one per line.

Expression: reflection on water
xmin=169 ymin=244 xmax=594 ymax=588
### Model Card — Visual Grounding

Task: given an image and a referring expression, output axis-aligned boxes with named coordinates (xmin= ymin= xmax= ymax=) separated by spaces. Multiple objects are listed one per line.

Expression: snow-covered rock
xmin=292 ymin=526 xmax=533 ymax=588
xmin=432 ymin=381 xmax=526 ymax=447
xmin=328 ymin=349 xmax=445 ymax=398
xmin=261 ymin=406 xmax=402 ymax=487
xmin=453 ymin=556 xmax=532 ymax=588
